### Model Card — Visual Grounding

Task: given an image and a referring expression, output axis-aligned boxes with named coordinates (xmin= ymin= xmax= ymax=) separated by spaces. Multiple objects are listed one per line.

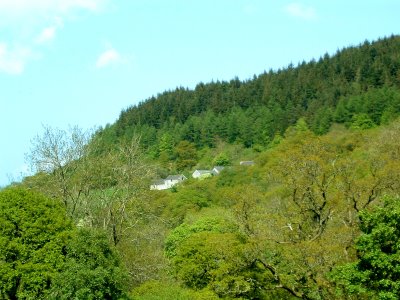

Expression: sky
xmin=0 ymin=0 xmax=399 ymax=186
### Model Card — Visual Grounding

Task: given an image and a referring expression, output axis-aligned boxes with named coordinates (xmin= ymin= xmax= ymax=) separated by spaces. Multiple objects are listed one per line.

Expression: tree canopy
xmin=331 ymin=196 xmax=400 ymax=299
xmin=0 ymin=188 xmax=128 ymax=299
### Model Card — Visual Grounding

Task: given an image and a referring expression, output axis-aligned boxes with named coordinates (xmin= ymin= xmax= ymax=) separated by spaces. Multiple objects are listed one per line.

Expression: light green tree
xmin=25 ymin=126 xmax=154 ymax=247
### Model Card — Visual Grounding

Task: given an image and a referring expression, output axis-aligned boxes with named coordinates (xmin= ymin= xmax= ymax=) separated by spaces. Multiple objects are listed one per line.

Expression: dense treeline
xmin=97 ymin=35 xmax=400 ymax=153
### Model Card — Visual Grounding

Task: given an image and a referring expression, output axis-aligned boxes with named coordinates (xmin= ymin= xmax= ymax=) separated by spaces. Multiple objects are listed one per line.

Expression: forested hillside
xmin=96 ymin=35 xmax=400 ymax=152
xmin=3 ymin=35 xmax=400 ymax=299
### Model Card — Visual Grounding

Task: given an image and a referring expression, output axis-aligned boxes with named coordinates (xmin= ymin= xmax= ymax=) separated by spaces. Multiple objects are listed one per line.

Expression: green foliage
xmin=284 ymin=117 xmax=311 ymax=137
xmin=331 ymin=196 xmax=400 ymax=299
xmin=131 ymin=281 xmax=218 ymax=300
xmin=334 ymin=98 xmax=351 ymax=123
xmin=25 ymin=131 xmax=153 ymax=249
xmin=294 ymin=117 xmax=309 ymax=132
xmin=161 ymin=182 xmax=217 ymax=224
xmin=0 ymin=188 xmax=128 ymax=299
xmin=0 ymin=188 xmax=71 ymax=300
xmin=212 ymin=152 xmax=231 ymax=166
xmin=175 ymin=140 xmax=198 ymax=171
xmin=158 ymin=133 xmax=174 ymax=163
xmin=172 ymin=232 xmax=247 ymax=291
xmin=99 ymin=36 xmax=400 ymax=153
xmin=165 ymin=216 xmax=238 ymax=258
xmin=48 ymin=228 xmax=128 ymax=300
xmin=267 ymin=133 xmax=283 ymax=149
xmin=334 ymin=87 xmax=400 ymax=128
xmin=311 ymin=107 xmax=333 ymax=134
xmin=350 ymin=113 xmax=376 ymax=129
xmin=164 ymin=216 xmax=274 ymax=299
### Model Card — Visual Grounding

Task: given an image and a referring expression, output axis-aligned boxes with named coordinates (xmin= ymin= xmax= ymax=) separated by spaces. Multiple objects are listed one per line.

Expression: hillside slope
xmin=96 ymin=35 xmax=400 ymax=153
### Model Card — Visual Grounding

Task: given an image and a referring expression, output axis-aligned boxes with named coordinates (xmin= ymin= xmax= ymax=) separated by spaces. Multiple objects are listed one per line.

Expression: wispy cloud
xmin=0 ymin=0 xmax=108 ymax=75
xmin=36 ymin=26 xmax=57 ymax=44
xmin=0 ymin=43 xmax=32 ymax=75
xmin=96 ymin=47 xmax=124 ymax=68
xmin=35 ymin=18 xmax=63 ymax=44
xmin=284 ymin=3 xmax=317 ymax=20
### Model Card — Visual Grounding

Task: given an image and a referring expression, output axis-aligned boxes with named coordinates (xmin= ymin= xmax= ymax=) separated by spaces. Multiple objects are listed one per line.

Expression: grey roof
xmin=213 ymin=166 xmax=225 ymax=172
xmin=193 ymin=170 xmax=212 ymax=174
xmin=212 ymin=166 xmax=225 ymax=175
xmin=240 ymin=161 xmax=255 ymax=166
xmin=166 ymin=174 xmax=187 ymax=180
xmin=151 ymin=179 xmax=166 ymax=185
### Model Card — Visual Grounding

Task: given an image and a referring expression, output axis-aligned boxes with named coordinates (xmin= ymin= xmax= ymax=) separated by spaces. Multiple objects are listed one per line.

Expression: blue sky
xmin=1 ymin=0 xmax=399 ymax=186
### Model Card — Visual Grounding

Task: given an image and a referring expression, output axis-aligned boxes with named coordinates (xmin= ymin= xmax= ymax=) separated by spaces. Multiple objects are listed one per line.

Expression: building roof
xmin=151 ymin=179 xmax=166 ymax=185
xmin=213 ymin=166 xmax=225 ymax=172
xmin=240 ymin=161 xmax=255 ymax=166
xmin=193 ymin=170 xmax=212 ymax=174
xmin=212 ymin=166 xmax=225 ymax=175
xmin=166 ymin=174 xmax=187 ymax=180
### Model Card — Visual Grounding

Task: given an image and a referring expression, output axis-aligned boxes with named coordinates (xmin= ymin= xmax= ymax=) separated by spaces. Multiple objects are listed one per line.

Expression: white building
xmin=165 ymin=174 xmax=187 ymax=187
xmin=150 ymin=174 xmax=187 ymax=190
xmin=192 ymin=170 xmax=212 ymax=179
xmin=150 ymin=179 xmax=169 ymax=190
xmin=211 ymin=166 xmax=225 ymax=175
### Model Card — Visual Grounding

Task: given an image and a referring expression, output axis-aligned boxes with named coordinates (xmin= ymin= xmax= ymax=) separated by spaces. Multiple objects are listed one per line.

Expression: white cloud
xmin=36 ymin=26 xmax=57 ymax=44
xmin=96 ymin=48 xmax=123 ymax=68
xmin=284 ymin=3 xmax=317 ymax=20
xmin=0 ymin=43 xmax=32 ymax=75
xmin=35 ymin=18 xmax=63 ymax=44
xmin=0 ymin=0 xmax=108 ymax=74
